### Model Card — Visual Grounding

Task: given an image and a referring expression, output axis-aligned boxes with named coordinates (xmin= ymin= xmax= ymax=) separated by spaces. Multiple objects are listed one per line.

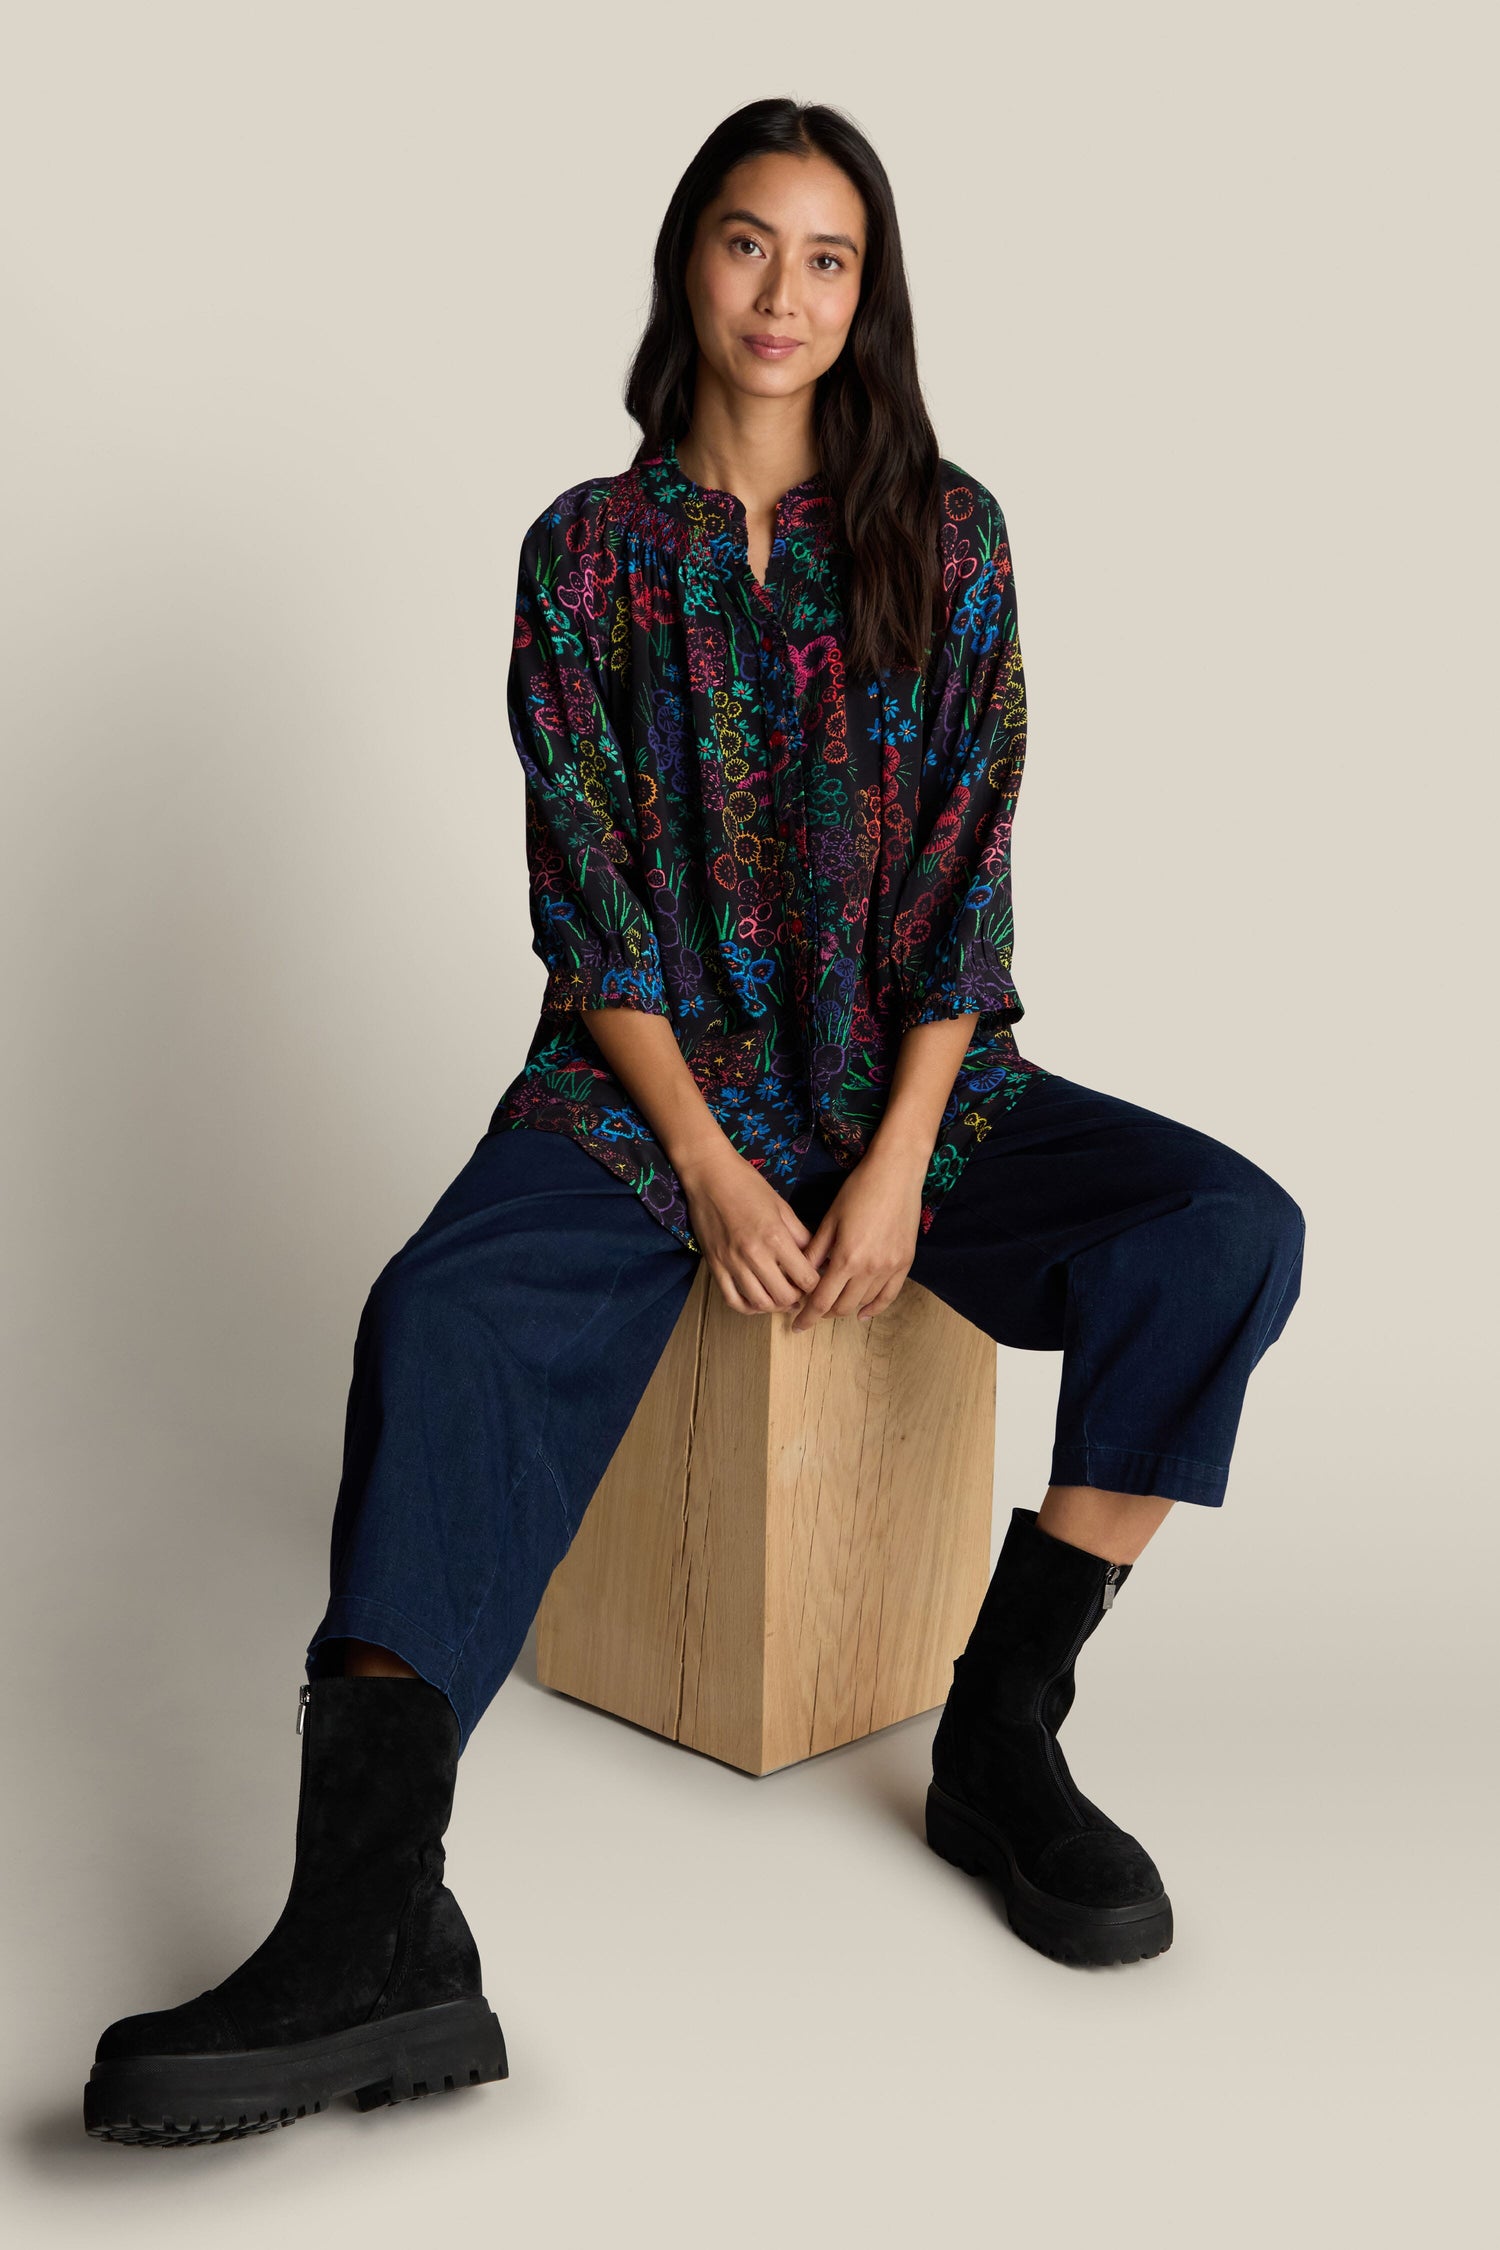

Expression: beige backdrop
xmin=1 ymin=1 xmax=1491 ymax=2242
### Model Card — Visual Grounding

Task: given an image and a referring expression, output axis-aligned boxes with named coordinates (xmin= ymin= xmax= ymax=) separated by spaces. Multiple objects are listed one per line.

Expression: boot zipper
xmin=1039 ymin=1566 xmax=1120 ymax=1823
xmin=296 ymin=1684 xmax=310 ymax=1735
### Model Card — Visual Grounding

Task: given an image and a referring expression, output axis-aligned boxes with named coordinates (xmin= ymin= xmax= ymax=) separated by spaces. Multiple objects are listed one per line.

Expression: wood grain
xmin=536 ymin=1264 xmax=995 ymax=1774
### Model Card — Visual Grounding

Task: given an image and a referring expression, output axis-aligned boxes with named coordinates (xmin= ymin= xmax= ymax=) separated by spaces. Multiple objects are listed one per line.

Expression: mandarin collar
xmin=648 ymin=432 xmax=829 ymax=525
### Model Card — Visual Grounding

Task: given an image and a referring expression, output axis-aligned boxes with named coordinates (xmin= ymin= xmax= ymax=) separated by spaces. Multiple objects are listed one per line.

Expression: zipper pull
xmin=1101 ymin=1565 xmax=1122 ymax=1612
xmin=296 ymin=1684 xmax=310 ymax=1734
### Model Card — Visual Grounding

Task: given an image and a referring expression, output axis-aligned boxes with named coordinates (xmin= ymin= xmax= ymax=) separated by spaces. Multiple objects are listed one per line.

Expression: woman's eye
xmin=725 ymin=235 xmax=844 ymax=272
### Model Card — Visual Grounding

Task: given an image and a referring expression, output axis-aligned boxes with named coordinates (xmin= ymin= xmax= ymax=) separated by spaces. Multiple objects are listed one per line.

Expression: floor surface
xmin=5 ymin=1430 xmax=1487 ymax=2249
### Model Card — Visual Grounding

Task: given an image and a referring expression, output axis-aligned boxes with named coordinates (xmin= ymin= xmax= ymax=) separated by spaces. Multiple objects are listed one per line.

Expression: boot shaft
xmin=211 ymin=1674 xmax=478 ymax=2046
xmin=955 ymin=1507 xmax=1129 ymax=1727
xmin=288 ymin=1676 xmax=461 ymax=1903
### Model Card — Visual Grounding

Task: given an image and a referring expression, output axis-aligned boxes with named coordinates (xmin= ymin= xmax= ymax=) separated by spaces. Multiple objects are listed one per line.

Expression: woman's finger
xmin=858 ymin=1271 xmax=909 ymax=1320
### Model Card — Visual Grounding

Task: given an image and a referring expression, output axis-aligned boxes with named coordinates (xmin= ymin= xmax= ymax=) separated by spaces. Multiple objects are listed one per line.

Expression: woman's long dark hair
xmin=624 ymin=98 xmax=944 ymax=679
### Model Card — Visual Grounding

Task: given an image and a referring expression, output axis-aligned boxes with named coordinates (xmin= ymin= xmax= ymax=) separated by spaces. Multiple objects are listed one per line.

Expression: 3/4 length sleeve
xmin=891 ymin=476 xmax=1030 ymax=1034
xmin=507 ymin=508 xmax=669 ymax=1017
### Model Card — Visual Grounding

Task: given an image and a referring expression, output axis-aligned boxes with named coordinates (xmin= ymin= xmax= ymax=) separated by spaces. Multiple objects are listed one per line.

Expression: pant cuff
xmin=305 ymin=1596 xmax=462 ymax=1713
xmin=1049 ymin=1441 xmax=1229 ymax=1508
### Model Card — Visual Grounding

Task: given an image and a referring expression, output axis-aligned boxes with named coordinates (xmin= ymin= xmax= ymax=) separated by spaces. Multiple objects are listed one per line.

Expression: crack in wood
xmin=672 ymin=1284 xmax=710 ymax=1742
xmin=840 ymin=1344 xmax=882 ymax=1743
xmin=867 ymin=1376 xmax=893 ymax=1720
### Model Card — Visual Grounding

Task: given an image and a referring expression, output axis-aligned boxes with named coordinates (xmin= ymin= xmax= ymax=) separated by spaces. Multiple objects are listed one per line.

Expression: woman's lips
xmin=742 ymin=336 xmax=802 ymax=359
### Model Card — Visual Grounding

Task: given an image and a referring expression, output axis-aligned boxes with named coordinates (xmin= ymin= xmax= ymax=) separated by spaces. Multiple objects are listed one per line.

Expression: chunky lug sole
xmin=83 ymin=1996 xmax=508 ymax=2147
xmin=926 ymin=1780 xmax=1173 ymax=1967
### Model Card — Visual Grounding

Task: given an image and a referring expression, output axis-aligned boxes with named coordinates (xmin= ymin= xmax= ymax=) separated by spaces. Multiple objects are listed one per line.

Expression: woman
xmin=84 ymin=98 xmax=1305 ymax=2146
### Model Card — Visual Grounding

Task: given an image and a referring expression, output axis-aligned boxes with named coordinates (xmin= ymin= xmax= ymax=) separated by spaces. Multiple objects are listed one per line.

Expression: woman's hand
xmin=678 ymin=1144 xmax=825 ymax=1316
xmin=787 ymin=1137 xmax=927 ymax=1330
xmin=579 ymin=1003 xmax=970 ymax=1328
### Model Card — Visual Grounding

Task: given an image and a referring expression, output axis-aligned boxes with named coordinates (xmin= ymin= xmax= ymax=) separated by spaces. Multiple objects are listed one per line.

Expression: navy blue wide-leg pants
xmin=306 ymin=1070 xmax=1305 ymax=1749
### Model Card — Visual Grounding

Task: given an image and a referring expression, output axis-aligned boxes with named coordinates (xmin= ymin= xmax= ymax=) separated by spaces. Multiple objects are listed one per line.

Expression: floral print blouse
xmin=485 ymin=433 xmax=1051 ymax=1254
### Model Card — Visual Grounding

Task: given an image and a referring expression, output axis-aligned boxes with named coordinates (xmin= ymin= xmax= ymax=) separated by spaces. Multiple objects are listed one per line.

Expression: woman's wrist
xmin=866 ymin=1014 xmax=976 ymax=1178
xmin=865 ymin=1114 xmax=937 ymax=1176
xmin=668 ymin=1122 xmax=743 ymax=1191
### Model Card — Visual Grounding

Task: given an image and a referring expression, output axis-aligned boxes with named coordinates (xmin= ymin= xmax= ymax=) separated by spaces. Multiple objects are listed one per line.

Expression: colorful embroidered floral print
xmin=485 ymin=433 xmax=1052 ymax=1254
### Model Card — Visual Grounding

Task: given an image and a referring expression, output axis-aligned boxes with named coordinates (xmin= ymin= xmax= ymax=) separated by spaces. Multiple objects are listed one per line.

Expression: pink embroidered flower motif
xmin=686 ymin=621 xmax=726 ymax=693
xmin=940 ymin=522 xmax=980 ymax=598
xmin=559 ymin=667 xmax=598 ymax=733
xmin=928 ymin=784 xmax=972 ymax=867
xmin=629 ymin=574 xmax=677 ymax=633
xmin=557 ymin=543 xmax=619 ymax=624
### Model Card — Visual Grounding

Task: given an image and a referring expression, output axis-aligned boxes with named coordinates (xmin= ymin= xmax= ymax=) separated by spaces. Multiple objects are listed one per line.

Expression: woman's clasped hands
xmin=677 ymin=1138 xmax=925 ymax=1329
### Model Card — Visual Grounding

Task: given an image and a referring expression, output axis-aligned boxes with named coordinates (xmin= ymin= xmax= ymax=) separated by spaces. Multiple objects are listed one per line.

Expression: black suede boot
xmin=927 ymin=1506 xmax=1173 ymax=1966
xmin=84 ymin=1677 xmax=507 ymax=2145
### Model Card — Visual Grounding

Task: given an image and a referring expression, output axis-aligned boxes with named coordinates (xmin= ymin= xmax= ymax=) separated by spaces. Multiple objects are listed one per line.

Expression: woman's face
xmin=684 ymin=150 xmax=866 ymax=407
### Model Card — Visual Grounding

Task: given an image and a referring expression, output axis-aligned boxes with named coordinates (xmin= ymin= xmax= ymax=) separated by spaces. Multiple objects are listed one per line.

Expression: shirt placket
xmin=737 ymin=520 xmax=821 ymax=1151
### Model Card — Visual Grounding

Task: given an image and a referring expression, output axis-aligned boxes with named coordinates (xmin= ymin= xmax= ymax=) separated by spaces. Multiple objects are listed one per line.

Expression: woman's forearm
xmin=579 ymin=1006 xmax=738 ymax=1184
xmin=584 ymin=1002 xmax=978 ymax=1188
xmin=867 ymin=1014 xmax=980 ymax=1169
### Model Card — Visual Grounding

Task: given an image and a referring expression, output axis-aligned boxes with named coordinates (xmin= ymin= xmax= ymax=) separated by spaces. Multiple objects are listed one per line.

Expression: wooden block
xmin=535 ymin=1263 xmax=995 ymax=1776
